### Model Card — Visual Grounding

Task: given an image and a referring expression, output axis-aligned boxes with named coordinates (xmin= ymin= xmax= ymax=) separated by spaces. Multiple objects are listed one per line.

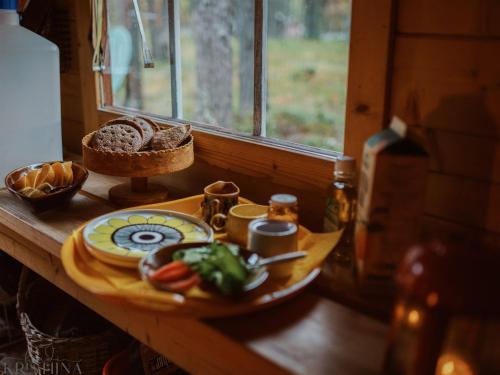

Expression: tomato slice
xmin=149 ymin=260 xmax=191 ymax=282
xmin=162 ymin=273 xmax=201 ymax=293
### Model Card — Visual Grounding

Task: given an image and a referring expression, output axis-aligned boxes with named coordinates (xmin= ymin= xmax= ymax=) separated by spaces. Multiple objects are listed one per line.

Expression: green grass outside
xmin=114 ymin=36 xmax=349 ymax=152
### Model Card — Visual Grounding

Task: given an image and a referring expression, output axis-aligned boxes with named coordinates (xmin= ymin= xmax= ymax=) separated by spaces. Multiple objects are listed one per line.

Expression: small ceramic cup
xmin=247 ymin=219 xmax=299 ymax=278
xmin=201 ymin=181 xmax=240 ymax=229
xmin=211 ymin=204 xmax=268 ymax=246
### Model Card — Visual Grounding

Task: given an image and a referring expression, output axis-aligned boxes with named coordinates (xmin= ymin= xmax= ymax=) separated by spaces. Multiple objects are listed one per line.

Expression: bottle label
xmin=324 ymin=196 xmax=341 ymax=232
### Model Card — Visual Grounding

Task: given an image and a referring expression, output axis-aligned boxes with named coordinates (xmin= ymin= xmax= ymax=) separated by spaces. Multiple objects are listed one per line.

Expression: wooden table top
xmin=0 ymin=172 xmax=388 ymax=375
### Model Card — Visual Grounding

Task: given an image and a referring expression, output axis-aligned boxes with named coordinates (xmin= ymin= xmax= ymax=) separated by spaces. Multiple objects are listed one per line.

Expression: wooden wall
xmin=391 ymin=0 xmax=500 ymax=249
xmin=59 ymin=0 xmax=96 ymax=153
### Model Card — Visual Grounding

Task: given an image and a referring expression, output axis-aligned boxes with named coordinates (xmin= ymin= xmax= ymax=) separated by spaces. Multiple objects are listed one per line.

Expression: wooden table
xmin=0 ymin=172 xmax=388 ymax=375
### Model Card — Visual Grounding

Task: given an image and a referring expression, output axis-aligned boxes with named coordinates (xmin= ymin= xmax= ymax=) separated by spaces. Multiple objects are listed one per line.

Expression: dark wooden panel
xmin=74 ymin=0 xmax=99 ymax=135
xmin=422 ymin=215 xmax=500 ymax=251
xmin=425 ymin=173 xmax=500 ymax=234
xmin=398 ymin=0 xmax=500 ymax=37
xmin=425 ymin=128 xmax=500 ymax=184
xmin=61 ymin=118 xmax=85 ymax=154
xmin=391 ymin=36 xmax=500 ymax=137
xmin=60 ymin=73 xmax=81 ymax=97
xmin=61 ymin=94 xmax=84 ymax=123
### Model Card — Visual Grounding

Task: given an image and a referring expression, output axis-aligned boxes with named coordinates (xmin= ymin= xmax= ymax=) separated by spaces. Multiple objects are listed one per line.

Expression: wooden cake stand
xmin=82 ymin=133 xmax=194 ymax=206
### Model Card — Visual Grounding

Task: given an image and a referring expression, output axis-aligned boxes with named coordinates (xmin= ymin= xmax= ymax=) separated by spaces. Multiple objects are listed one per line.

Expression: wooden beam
xmin=344 ymin=0 xmax=396 ymax=161
xmin=74 ymin=0 xmax=99 ymax=133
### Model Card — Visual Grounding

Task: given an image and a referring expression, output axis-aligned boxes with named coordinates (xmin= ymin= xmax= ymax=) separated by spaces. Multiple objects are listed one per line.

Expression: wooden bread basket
xmin=82 ymin=132 xmax=194 ymax=177
xmin=81 ymin=132 xmax=194 ymax=206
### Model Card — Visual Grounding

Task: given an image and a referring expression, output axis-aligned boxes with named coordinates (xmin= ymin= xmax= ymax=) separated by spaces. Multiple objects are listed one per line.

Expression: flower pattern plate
xmin=83 ymin=209 xmax=213 ymax=267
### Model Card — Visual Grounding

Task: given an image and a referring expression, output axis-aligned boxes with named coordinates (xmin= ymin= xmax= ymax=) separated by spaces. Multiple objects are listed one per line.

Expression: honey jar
xmin=267 ymin=194 xmax=299 ymax=224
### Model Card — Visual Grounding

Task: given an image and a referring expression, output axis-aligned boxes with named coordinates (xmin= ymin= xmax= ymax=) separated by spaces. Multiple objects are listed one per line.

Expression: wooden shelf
xmin=0 ymin=172 xmax=388 ymax=375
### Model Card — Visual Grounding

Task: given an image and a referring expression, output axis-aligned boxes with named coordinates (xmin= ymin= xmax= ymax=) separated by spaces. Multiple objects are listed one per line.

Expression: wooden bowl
xmin=82 ymin=133 xmax=194 ymax=177
xmin=5 ymin=162 xmax=88 ymax=212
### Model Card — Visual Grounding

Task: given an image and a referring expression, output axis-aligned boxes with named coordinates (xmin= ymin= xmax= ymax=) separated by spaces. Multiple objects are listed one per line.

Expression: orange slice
xmin=37 ymin=182 xmax=55 ymax=193
xmin=61 ymin=161 xmax=73 ymax=186
xmin=19 ymin=187 xmax=46 ymax=198
xmin=51 ymin=162 xmax=64 ymax=187
xmin=34 ymin=163 xmax=54 ymax=187
xmin=13 ymin=174 xmax=28 ymax=191
xmin=43 ymin=164 xmax=56 ymax=185
xmin=25 ymin=169 xmax=39 ymax=188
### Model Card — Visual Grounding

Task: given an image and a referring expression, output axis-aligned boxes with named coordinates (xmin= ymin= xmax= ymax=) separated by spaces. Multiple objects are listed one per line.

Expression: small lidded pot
xmin=383 ymin=241 xmax=500 ymax=375
xmin=247 ymin=219 xmax=298 ymax=278
xmin=267 ymin=194 xmax=299 ymax=224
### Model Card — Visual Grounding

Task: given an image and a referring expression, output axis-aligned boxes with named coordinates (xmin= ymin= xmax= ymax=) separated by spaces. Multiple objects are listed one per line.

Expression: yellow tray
xmin=61 ymin=195 xmax=342 ymax=317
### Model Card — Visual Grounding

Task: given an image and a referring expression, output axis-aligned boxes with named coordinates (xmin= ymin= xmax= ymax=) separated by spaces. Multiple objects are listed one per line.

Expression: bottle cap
xmin=270 ymin=194 xmax=297 ymax=208
xmin=334 ymin=156 xmax=356 ymax=174
xmin=0 ymin=0 xmax=16 ymax=10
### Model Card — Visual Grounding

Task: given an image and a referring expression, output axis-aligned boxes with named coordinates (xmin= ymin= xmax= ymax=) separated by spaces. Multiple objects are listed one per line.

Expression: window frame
xmin=89 ymin=0 xmax=395 ymax=173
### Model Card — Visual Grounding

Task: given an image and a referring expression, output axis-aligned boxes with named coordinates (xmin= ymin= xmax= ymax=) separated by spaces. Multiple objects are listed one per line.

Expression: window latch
xmin=132 ymin=0 xmax=155 ymax=68
xmin=91 ymin=0 xmax=105 ymax=72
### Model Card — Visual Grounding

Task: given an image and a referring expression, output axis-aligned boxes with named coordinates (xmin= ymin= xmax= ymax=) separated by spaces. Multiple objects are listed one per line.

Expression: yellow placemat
xmin=61 ymin=195 xmax=342 ymax=317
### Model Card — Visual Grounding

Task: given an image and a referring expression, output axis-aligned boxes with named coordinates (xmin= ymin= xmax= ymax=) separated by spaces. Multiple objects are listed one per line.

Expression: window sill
xmin=98 ymin=106 xmax=342 ymax=159
xmin=96 ymin=107 xmax=338 ymax=230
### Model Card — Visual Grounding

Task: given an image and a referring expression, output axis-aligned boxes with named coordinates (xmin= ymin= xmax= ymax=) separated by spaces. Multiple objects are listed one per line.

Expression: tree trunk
xmin=268 ymin=0 xmax=289 ymax=37
xmin=125 ymin=5 xmax=143 ymax=109
xmin=236 ymin=0 xmax=254 ymax=115
xmin=192 ymin=0 xmax=233 ymax=128
xmin=305 ymin=0 xmax=324 ymax=39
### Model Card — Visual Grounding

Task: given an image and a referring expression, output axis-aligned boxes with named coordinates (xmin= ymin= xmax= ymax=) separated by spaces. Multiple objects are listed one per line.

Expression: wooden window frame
xmin=83 ymin=0 xmax=395 ymax=193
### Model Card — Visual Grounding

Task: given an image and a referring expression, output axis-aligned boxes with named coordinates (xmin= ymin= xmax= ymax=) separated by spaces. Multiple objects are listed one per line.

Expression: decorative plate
xmin=83 ymin=209 xmax=213 ymax=267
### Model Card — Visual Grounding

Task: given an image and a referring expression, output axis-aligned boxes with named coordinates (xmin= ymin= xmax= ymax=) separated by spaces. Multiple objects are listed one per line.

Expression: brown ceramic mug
xmin=201 ymin=181 xmax=240 ymax=229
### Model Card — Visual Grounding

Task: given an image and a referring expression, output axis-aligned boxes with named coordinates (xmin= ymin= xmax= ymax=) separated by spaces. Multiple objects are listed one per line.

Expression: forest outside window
xmin=101 ymin=0 xmax=351 ymax=153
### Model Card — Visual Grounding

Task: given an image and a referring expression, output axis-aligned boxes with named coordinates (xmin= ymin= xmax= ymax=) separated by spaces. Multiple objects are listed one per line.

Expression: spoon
xmin=246 ymin=251 xmax=307 ymax=269
xmin=242 ymin=251 xmax=307 ymax=292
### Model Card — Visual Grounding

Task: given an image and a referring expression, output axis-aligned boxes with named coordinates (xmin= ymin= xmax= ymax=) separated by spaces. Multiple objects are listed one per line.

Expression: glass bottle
xmin=384 ymin=241 xmax=500 ymax=375
xmin=324 ymin=156 xmax=356 ymax=265
xmin=268 ymin=194 xmax=299 ymax=224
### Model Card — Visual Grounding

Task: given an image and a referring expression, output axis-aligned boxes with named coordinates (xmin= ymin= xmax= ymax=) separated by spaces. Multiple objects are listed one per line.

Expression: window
xmin=100 ymin=0 xmax=351 ymax=153
xmin=266 ymin=0 xmax=350 ymax=151
xmin=105 ymin=0 xmax=173 ymax=116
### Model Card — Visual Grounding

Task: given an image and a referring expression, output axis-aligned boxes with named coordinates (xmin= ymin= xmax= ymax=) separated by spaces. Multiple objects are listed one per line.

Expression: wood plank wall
xmin=392 ymin=0 xmax=500 ymax=249
xmin=59 ymin=0 xmax=95 ymax=153
xmin=59 ymin=0 xmax=81 ymax=152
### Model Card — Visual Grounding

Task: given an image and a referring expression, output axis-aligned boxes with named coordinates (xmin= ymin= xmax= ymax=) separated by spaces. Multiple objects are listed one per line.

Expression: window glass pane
xmin=266 ymin=0 xmax=351 ymax=152
xmin=107 ymin=0 xmax=172 ymax=116
xmin=180 ymin=0 xmax=254 ymax=132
